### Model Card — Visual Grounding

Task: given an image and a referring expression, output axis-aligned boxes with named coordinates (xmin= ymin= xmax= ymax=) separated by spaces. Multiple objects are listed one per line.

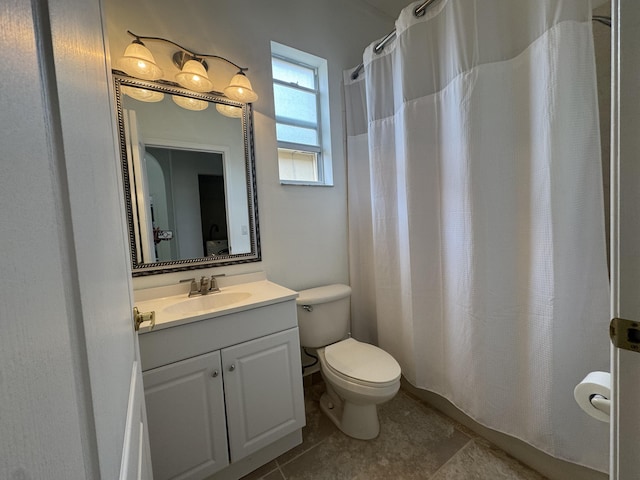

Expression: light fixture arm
xmin=126 ymin=30 xmax=248 ymax=72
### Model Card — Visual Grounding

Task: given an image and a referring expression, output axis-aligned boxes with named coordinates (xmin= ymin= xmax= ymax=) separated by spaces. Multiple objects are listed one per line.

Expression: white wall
xmin=105 ymin=0 xmax=394 ymax=291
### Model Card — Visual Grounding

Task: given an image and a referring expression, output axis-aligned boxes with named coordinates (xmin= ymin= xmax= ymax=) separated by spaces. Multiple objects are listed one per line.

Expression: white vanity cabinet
xmin=143 ymin=351 xmax=229 ymax=480
xmin=222 ymin=328 xmax=304 ymax=462
xmin=138 ymin=296 xmax=305 ymax=480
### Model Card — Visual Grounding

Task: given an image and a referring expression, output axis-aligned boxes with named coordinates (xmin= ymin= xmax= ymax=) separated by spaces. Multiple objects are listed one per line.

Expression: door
xmin=143 ymin=351 xmax=229 ymax=480
xmin=48 ymin=0 xmax=150 ymax=479
xmin=610 ymin=0 xmax=640 ymax=478
xmin=121 ymin=343 xmax=153 ymax=480
xmin=222 ymin=328 xmax=306 ymax=462
xmin=125 ymin=108 xmax=156 ymax=263
xmin=1 ymin=0 xmax=147 ymax=478
xmin=0 ymin=0 xmax=110 ymax=477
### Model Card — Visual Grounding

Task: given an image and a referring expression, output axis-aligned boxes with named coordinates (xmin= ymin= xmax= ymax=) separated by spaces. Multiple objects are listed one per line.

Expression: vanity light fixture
xmin=224 ymin=71 xmax=259 ymax=103
xmin=171 ymin=95 xmax=209 ymax=111
xmin=174 ymin=56 xmax=214 ymax=93
xmin=121 ymin=86 xmax=164 ymax=102
xmin=215 ymin=103 xmax=243 ymax=118
xmin=117 ymin=31 xmax=258 ymax=103
xmin=117 ymin=39 xmax=163 ymax=80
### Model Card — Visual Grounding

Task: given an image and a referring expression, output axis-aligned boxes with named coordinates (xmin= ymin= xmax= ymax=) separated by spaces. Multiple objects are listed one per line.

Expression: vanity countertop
xmin=135 ymin=278 xmax=298 ymax=333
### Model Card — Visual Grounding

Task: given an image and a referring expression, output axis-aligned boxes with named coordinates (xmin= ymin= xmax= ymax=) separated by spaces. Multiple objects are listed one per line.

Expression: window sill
xmin=279 ymin=180 xmax=334 ymax=187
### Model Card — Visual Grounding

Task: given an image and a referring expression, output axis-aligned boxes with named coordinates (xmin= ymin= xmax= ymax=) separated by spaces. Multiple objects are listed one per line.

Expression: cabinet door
xmin=143 ymin=351 xmax=228 ymax=480
xmin=222 ymin=328 xmax=305 ymax=462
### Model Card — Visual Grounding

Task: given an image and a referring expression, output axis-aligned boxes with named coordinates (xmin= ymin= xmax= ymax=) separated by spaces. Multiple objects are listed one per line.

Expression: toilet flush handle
xmin=302 ymin=305 xmax=313 ymax=312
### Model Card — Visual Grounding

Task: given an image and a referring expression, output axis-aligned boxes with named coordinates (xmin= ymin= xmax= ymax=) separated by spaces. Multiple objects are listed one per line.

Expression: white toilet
xmin=296 ymin=284 xmax=401 ymax=440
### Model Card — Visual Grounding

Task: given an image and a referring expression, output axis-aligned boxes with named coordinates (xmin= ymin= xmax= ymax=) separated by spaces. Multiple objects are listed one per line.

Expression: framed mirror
xmin=113 ymin=74 xmax=260 ymax=276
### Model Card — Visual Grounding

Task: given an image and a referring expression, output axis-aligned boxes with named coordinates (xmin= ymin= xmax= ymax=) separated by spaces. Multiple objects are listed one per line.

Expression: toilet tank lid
xmin=296 ymin=284 xmax=351 ymax=305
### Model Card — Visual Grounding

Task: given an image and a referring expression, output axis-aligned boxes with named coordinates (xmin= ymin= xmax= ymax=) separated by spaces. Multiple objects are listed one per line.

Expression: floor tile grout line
xmin=400 ymin=388 xmax=481 ymax=442
xmin=275 ymin=435 xmax=331 ymax=470
xmin=257 ymin=382 xmax=545 ymax=480
xmin=263 ymin=383 xmax=543 ymax=480
xmin=428 ymin=438 xmax=474 ymax=479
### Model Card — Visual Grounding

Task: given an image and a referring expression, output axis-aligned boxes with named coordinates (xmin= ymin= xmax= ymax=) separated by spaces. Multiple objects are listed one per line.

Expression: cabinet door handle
xmin=211 ymin=369 xmax=219 ymax=378
xmin=229 ymin=364 xmax=236 ymax=372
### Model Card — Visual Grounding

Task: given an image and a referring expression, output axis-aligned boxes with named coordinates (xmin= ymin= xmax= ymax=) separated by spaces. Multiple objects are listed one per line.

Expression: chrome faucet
xmin=199 ymin=276 xmax=211 ymax=294
xmin=180 ymin=274 xmax=226 ymax=297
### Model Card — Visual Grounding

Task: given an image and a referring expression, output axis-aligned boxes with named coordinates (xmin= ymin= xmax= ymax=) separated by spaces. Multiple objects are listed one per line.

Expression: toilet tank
xmin=296 ymin=284 xmax=352 ymax=348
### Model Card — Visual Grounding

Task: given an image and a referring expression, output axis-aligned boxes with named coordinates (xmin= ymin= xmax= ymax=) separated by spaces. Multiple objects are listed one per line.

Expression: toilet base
xmin=319 ymin=392 xmax=380 ymax=440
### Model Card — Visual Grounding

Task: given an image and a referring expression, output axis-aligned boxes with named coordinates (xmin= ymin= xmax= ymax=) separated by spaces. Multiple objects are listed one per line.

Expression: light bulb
xmin=117 ymin=41 xmax=163 ymax=80
xmin=215 ymin=103 xmax=243 ymax=118
xmin=175 ymin=59 xmax=213 ymax=93
xmin=172 ymin=95 xmax=209 ymax=111
xmin=224 ymin=71 xmax=258 ymax=103
xmin=122 ymin=86 xmax=164 ymax=103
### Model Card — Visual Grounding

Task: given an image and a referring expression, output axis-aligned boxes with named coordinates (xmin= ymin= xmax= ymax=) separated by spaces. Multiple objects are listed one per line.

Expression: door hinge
xmin=610 ymin=317 xmax=640 ymax=353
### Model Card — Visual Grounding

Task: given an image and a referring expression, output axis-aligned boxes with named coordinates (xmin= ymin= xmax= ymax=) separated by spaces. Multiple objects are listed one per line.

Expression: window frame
xmin=271 ymin=42 xmax=333 ymax=186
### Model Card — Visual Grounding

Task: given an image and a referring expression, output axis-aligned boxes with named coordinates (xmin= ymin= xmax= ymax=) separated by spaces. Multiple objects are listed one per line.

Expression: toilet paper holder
xmin=575 ymin=371 xmax=611 ymax=422
xmin=589 ymin=393 xmax=610 ymax=417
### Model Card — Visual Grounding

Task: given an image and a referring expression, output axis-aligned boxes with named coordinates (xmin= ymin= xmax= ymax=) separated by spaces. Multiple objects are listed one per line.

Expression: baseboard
xmin=401 ymin=379 xmax=608 ymax=480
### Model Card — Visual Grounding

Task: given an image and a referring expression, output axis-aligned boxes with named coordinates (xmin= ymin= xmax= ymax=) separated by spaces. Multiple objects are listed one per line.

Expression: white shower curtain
xmin=345 ymin=0 xmax=610 ymax=472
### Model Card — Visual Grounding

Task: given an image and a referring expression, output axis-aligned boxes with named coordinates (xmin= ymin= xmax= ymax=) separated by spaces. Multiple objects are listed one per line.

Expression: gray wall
xmin=105 ymin=0 xmax=394 ymax=291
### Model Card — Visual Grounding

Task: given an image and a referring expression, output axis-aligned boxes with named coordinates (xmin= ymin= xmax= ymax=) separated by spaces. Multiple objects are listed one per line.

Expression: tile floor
xmin=240 ymin=380 xmax=547 ymax=480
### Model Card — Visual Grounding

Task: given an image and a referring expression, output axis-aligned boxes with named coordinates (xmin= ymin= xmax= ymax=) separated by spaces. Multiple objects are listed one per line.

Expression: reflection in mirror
xmin=114 ymin=75 xmax=260 ymax=276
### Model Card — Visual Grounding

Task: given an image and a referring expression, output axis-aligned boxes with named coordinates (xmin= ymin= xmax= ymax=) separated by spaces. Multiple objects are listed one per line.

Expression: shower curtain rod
xmin=350 ymin=4 xmax=612 ymax=80
xmin=350 ymin=0 xmax=437 ymax=80
xmin=592 ymin=15 xmax=611 ymax=27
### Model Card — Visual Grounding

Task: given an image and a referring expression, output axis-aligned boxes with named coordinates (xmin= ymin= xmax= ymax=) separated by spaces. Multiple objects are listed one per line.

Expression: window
xmin=271 ymin=42 xmax=332 ymax=185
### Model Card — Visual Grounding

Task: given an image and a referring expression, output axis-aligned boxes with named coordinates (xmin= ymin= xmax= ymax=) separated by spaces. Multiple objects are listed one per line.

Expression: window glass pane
xmin=272 ymin=57 xmax=315 ymax=89
xmin=273 ymin=84 xmax=317 ymax=125
xmin=276 ymin=123 xmax=318 ymax=146
xmin=278 ymin=148 xmax=318 ymax=182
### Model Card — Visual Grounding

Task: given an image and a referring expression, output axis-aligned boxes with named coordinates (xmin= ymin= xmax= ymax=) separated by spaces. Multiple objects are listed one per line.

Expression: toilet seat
xmin=324 ymin=338 xmax=401 ymax=387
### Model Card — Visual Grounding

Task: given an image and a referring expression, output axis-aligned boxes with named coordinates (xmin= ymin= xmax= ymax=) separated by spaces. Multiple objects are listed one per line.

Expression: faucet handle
xmin=209 ymin=273 xmax=225 ymax=292
xmin=180 ymin=277 xmax=199 ymax=296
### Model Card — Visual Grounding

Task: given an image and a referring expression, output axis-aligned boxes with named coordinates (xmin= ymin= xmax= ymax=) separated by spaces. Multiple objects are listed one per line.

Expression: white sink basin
xmin=163 ymin=292 xmax=251 ymax=315
xmin=134 ymin=275 xmax=299 ymax=332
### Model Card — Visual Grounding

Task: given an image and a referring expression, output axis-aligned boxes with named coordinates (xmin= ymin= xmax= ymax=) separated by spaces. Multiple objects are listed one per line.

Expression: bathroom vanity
xmin=135 ymin=274 xmax=305 ymax=480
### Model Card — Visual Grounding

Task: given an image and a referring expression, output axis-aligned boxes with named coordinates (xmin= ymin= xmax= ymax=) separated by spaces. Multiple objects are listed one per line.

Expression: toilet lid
xmin=324 ymin=338 xmax=401 ymax=384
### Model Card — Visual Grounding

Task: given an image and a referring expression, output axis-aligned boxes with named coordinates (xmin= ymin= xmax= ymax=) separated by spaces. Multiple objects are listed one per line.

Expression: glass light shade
xmin=215 ymin=103 xmax=243 ymax=118
xmin=121 ymin=86 xmax=164 ymax=103
xmin=117 ymin=42 xmax=163 ymax=80
xmin=172 ymin=95 xmax=209 ymax=111
xmin=175 ymin=60 xmax=213 ymax=93
xmin=224 ymin=72 xmax=258 ymax=103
